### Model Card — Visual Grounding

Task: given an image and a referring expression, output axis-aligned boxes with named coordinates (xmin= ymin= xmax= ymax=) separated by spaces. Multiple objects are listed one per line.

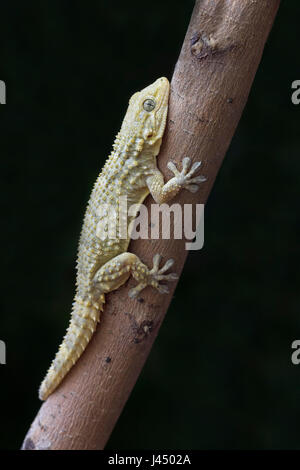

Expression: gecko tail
xmin=39 ymin=295 xmax=105 ymax=401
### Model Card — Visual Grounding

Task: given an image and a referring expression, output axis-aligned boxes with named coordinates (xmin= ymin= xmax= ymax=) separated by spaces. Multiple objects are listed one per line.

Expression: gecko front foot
xmin=167 ymin=157 xmax=206 ymax=193
xmin=129 ymin=254 xmax=178 ymax=299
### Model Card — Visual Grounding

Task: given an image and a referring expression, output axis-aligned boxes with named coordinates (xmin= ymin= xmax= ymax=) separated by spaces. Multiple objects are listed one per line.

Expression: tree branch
xmin=22 ymin=0 xmax=280 ymax=450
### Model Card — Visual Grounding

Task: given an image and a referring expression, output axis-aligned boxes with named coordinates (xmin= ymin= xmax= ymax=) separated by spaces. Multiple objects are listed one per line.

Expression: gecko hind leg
xmin=128 ymin=253 xmax=178 ymax=298
xmin=92 ymin=252 xmax=178 ymax=300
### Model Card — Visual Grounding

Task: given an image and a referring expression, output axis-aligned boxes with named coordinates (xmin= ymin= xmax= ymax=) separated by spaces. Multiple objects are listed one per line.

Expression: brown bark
xmin=22 ymin=0 xmax=280 ymax=450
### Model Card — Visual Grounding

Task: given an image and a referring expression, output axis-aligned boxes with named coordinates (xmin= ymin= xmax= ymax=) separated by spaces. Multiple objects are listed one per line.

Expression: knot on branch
xmin=190 ymin=31 xmax=237 ymax=61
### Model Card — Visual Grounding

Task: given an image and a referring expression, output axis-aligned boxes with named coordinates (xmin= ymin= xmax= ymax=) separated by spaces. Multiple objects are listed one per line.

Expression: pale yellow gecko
xmin=39 ymin=77 xmax=206 ymax=400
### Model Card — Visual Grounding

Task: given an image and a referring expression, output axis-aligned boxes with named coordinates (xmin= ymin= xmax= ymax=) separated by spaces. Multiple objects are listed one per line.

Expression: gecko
xmin=39 ymin=77 xmax=206 ymax=400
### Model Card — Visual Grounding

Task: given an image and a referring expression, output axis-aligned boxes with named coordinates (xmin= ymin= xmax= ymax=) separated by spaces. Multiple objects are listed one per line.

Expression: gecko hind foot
xmin=167 ymin=157 xmax=207 ymax=193
xmin=129 ymin=254 xmax=178 ymax=299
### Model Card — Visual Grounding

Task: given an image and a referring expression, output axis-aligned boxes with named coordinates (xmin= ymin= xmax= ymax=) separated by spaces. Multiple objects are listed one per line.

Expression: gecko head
xmin=122 ymin=77 xmax=170 ymax=147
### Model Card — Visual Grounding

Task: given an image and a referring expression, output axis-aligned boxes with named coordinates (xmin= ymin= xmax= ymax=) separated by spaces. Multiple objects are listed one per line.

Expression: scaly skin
xmin=39 ymin=77 xmax=206 ymax=400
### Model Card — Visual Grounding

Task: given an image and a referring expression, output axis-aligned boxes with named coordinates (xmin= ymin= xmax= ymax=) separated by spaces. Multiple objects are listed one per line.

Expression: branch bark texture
xmin=22 ymin=0 xmax=280 ymax=450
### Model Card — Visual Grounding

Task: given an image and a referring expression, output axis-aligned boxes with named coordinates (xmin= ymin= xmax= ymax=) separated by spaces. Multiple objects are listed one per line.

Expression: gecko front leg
xmin=147 ymin=157 xmax=206 ymax=204
xmin=92 ymin=252 xmax=178 ymax=300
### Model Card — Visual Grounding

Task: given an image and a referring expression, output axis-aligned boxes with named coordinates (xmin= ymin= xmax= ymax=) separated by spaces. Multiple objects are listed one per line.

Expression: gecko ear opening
xmin=143 ymin=128 xmax=155 ymax=140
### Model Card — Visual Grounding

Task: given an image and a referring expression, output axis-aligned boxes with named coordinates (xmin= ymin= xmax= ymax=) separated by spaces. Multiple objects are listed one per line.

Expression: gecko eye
xmin=143 ymin=99 xmax=156 ymax=112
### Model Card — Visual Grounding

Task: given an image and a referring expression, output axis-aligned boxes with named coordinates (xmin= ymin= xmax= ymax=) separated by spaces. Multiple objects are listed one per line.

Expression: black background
xmin=1 ymin=0 xmax=300 ymax=450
